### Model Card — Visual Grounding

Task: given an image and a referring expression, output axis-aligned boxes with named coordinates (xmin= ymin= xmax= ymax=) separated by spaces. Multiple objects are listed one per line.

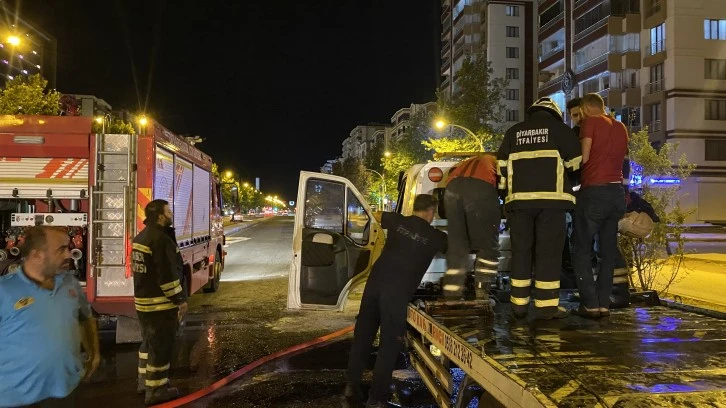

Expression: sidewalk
xmin=653 ymin=253 xmax=726 ymax=313
xmin=680 ymin=233 xmax=726 ymax=242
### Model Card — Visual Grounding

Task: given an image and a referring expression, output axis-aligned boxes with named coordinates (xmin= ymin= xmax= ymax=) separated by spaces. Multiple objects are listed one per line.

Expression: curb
xmin=223 ymin=217 xmax=271 ymax=235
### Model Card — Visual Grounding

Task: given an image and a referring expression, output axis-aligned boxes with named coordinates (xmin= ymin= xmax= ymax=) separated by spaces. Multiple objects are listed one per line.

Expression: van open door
xmin=288 ymin=171 xmax=384 ymax=311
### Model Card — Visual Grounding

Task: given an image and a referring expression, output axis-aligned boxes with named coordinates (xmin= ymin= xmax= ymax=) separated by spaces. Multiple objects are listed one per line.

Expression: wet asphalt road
xmin=75 ymin=216 xmax=410 ymax=407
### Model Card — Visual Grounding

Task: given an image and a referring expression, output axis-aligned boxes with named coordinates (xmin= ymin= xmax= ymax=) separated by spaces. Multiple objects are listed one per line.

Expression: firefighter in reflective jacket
xmin=132 ymin=199 xmax=188 ymax=405
xmin=497 ymin=97 xmax=582 ymax=320
xmin=443 ymin=153 xmax=501 ymax=301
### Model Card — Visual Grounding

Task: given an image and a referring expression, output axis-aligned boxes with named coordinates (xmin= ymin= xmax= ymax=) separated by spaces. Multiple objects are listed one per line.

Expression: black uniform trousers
xmin=443 ymin=177 xmax=500 ymax=298
xmin=137 ymin=309 xmax=178 ymax=391
xmin=347 ymin=284 xmax=407 ymax=404
xmin=509 ymin=208 xmax=566 ymax=317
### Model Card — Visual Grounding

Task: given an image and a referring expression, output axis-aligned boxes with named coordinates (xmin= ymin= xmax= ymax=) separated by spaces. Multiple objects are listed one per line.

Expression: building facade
xmin=341 ymin=124 xmax=387 ymax=160
xmin=441 ymin=0 xmax=536 ymax=128
xmin=537 ymin=0 xmax=726 ymax=223
xmin=390 ymin=102 xmax=437 ymax=142
xmin=0 ymin=1 xmax=57 ymax=87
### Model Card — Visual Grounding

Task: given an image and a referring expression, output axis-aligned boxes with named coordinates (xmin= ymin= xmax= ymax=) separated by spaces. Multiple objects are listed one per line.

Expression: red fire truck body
xmin=0 ymin=116 xmax=225 ymax=330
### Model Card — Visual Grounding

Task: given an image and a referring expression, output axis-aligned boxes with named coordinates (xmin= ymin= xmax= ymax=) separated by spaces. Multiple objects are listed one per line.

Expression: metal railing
xmin=575 ymin=17 xmax=608 ymax=41
xmin=540 ymin=12 xmax=564 ymax=32
xmin=645 ymin=40 xmax=666 ymax=57
xmin=645 ymin=79 xmax=664 ymax=95
xmin=539 ymin=44 xmax=564 ymax=62
xmin=539 ymin=74 xmax=563 ymax=89
xmin=576 ymin=52 xmax=609 ymax=72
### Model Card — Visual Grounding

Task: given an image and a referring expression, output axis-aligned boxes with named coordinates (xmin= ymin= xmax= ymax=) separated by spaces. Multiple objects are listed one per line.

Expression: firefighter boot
xmin=442 ymin=268 xmax=466 ymax=300
xmin=474 ymin=258 xmax=499 ymax=301
xmin=137 ymin=375 xmax=145 ymax=395
xmin=145 ymin=386 xmax=180 ymax=405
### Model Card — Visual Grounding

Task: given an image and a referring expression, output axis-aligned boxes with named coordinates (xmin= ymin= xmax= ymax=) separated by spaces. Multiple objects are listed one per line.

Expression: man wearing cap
xmin=497 ymin=97 xmax=582 ymax=320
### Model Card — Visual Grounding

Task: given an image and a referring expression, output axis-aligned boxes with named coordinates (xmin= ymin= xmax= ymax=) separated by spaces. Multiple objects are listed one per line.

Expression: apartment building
xmin=341 ymin=124 xmax=387 ymax=160
xmin=390 ymin=102 xmax=437 ymax=142
xmin=441 ymin=0 xmax=536 ymax=128
xmin=0 ymin=1 xmax=57 ymax=87
xmin=537 ymin=0 xmax=726 ymax=223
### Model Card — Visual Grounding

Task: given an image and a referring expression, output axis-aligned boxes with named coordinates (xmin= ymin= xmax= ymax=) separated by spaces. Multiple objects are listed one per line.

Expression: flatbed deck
xmin=407 ymin=303 xmax=726 ymax=407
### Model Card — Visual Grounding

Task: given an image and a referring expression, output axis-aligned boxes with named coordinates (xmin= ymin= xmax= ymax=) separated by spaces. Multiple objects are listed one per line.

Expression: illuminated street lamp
xmin=384 ymin=151 xmax=391 ymax=158
xmin=138 ymin=116 xmax=148 ymax=127
xmin=7 ymin=35 xmax=20 ymax=46
xmin=434 ymin=119 xmax=483 ymax=151
xmin=95 ymin=114 xmax=111 ymax=134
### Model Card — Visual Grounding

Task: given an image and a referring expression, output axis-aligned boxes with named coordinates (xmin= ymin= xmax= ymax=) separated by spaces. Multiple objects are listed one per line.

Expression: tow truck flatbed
xmin=407 ymin=302 xmax=726 ymax=408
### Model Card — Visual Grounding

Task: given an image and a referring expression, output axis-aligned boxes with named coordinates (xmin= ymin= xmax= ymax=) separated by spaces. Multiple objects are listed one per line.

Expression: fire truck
xmin=0 ymin=116 xmax=226 ymax=342
xmin=289 ymin=169 xmax=726 ymax=407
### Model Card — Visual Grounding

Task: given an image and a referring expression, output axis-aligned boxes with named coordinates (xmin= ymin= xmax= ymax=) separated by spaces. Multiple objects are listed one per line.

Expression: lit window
xmin=705 ymin=19 xmax=726 ymax=40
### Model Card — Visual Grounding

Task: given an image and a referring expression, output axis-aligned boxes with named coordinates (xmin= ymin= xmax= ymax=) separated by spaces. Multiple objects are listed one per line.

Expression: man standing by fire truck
xmin=132 ymin=199 xmax=188 ymax=405
xmin=497 ymin=97 xmax=582 ymax=320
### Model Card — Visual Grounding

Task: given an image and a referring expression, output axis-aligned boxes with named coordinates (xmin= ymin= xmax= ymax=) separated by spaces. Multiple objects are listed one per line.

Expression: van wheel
xmin=203 ymin=250 xmax=222 ymax=293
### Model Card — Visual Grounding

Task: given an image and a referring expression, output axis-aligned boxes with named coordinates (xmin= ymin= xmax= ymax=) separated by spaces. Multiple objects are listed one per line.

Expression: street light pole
xmin=365 ymin=169 xmax=386 ymax=210
xmin=434 ymin=120 xmax=483 ymax=151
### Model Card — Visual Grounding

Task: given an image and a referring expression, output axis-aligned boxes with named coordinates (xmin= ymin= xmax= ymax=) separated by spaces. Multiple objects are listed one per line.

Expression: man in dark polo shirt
xmin=345 ymin=194 xmax=447 ymax=408
xmin=0 ymin=226 xmax=100 ymax=407
xmin=571 ymin=93 xmax=628 ymax=318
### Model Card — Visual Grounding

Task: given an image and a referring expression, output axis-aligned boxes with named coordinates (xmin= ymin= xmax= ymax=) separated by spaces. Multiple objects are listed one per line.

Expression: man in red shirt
xmin=442 ymin=153 xmax=500 ymax=301
xmin=571 ymin=93 xmax=628 ymax=318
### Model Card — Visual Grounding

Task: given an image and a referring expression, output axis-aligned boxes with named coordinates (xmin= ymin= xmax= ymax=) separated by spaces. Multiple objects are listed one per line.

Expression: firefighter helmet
xmin=527 ymin=97 xmax=563 ymax=121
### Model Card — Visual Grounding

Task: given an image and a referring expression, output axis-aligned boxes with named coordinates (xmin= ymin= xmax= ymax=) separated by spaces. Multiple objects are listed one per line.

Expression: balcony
xmin=539 ymin=44 xmax=564 ymax=63
xmin=540 ymin=12 xmax=564 ymax=33
xmin=644 ymin=0 xmax=667 ymax=28
xmin=644 ymin=40 xmax=666 ymax=57
xmin=609 ymin=87 xmax=642 ymax=108
xmin=645 ymin=79 xmax=664 ymax=95
xmin=539 ymin=74 xmax=563 ymax=90
xmin=575 ymin=17 xmax=608 ymax=42
xmin=576 ymin=52 xmax=609 ymax=73
xmin=645 ymin=1 xmax=663 ymax=19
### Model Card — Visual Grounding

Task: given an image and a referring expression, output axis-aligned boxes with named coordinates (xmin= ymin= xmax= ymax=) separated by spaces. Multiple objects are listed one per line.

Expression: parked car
xmin=231 ymin=212 xmax=244 ymax=222
xmin=248 ymin=209 xmax=256 ymax=216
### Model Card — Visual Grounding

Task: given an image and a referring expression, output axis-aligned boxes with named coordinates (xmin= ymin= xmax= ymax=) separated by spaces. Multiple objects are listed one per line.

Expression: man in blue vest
xmin=0 ymin=226 xmax=100 ymax=407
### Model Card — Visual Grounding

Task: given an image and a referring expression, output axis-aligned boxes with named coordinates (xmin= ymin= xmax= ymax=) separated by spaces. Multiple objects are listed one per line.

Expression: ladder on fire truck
xmin=89 ymin=132 xmax=136 ymax=297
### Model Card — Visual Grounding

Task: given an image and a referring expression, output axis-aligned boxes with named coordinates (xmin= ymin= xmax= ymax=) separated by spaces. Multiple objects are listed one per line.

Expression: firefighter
xmin=442 ymin=153 xmax=501 ymax=301
xmin=497 ymin=97 xmax=582 ymax=319
xmin=132 ymin=199 xmax=188 ymax=405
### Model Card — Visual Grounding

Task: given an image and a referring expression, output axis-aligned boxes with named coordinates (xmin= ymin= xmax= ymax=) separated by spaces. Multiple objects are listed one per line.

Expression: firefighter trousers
xmin=137 ymin=309 xmax=178 ymax=393
xmin=443 ymin=177 xmax=500 ymax=299
xmin=509 ymin=208 xmax=566 ymax=318
xmin=347 ymin=286 xmax=407 ymax=404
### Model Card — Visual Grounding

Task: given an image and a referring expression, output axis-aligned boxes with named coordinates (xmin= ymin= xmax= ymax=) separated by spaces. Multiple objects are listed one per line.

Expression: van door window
xmin=346 ymin=188 xmax=370 ymax=245
xmin=304 ymin=180 xmax=344 ymax=233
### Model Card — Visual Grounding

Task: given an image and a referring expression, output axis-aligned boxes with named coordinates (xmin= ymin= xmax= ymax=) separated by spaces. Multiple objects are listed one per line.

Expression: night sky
xmin=21 ymin=0 xmax=440 ymax=200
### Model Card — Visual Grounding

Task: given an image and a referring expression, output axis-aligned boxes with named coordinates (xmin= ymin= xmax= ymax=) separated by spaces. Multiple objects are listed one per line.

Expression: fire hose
xmin=152 ymin=324 xmax=355 ymax=407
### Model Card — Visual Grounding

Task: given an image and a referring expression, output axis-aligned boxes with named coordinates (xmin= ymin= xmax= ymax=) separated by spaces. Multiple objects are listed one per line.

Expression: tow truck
xmin=288 ymin=169 xmax=726 ymax=407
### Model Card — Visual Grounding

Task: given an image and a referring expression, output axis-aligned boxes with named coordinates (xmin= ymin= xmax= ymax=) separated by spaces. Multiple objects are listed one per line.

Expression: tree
xmin=0 ymin=74 xmax=60 ymax=115
xmin=619 ymin=130 xmax=696 ymax=295
xmin=333 ymin=157 xmax=370 ymax=196
xmin=436 ymin=53 xmax=509 ymax=151
xmin=382 ymin=109 xmax=435 ymax=197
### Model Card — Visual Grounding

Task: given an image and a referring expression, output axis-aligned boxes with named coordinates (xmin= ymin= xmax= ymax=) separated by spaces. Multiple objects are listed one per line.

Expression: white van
xmin=287 ymin=157 xmax=511 ymax=311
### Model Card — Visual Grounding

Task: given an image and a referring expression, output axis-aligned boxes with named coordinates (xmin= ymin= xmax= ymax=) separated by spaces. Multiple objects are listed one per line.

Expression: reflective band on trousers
xmin=445 ymin=268 xmax=465 ymax=276
xmin=145 ymin=378 xmax=169 ymax=387
xmin=443 ymin=284 xmax=462 ymax=292
xmin=535 ymin=280 xmax=560 ymax=290
xmin=138 ymin=367 xmax=146 ymax=374
xmin=477 ymin=258 xmax=499 ymax=266
xmin=535 ymin=298 xmax=559 ymax=308
xmin=510 ymin=296 xmax=530 ymax=306
xmin=146 ymin=363 xmax=170 ymax=372
xmin=613 ymin=276 xmax=629 ymax=284
xmin=138 ymin=352 xmax=148 ymax=359
xmin=511 ymin=279 xmax=531 ymax=288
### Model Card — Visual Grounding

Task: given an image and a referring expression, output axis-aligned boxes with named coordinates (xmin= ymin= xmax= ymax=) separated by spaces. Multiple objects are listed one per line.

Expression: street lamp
xmin=95 ymin=114 xmax=111 ymax=134
xmin=434 ymin=119 xmax=483 ymax=151
xmin=138 ymin=116 xmax=148 ymax=127
xmin=384 ymin=151 xmax=391 ymax=158
xmin=365 ymin=169 xmax=386 ymax=210
xmin=6 ymin=35 xmax=20 ymax=46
